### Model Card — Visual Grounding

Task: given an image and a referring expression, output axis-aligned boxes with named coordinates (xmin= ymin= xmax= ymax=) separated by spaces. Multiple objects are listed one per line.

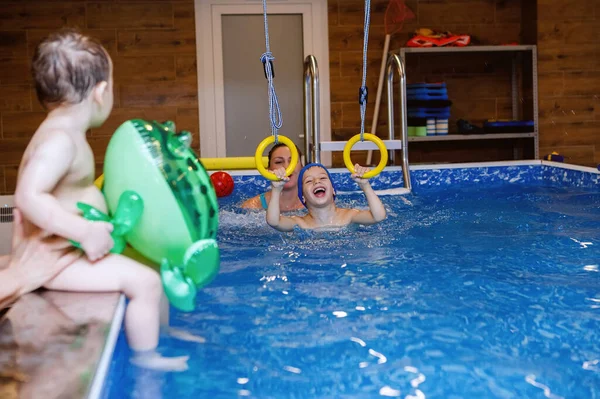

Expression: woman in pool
xmin=266 ymin=163 xmax=386 ymax=231
xmin=241 ymin=143 xmax=304 ymax=211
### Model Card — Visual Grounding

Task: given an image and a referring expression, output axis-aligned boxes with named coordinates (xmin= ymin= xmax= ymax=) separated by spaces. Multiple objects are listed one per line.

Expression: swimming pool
xmin=98 ymin=161 xmax=599 ymax=399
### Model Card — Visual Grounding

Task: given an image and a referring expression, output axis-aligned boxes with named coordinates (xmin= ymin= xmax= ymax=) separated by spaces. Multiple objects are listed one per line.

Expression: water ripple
xmin=107 ymin=185 xmax=600 ymax=398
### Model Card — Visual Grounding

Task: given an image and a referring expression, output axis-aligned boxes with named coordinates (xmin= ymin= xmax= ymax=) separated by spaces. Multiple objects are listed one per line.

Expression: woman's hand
xmin=5 ymin=208 xmax=81 ymax=297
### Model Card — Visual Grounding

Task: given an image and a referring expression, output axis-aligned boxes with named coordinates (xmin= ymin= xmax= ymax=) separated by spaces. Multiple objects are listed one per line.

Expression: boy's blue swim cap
xmin=297 ymin=163 xmax=336 ymax=207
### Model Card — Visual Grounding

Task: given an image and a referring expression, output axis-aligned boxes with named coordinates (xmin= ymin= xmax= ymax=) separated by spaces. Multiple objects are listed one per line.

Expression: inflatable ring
xmin=343 ymin=133 xmax=388 ymax=179
xmin=254 ymin=135 xmax=299 ymax=181
xmin=94 ymin=175 xmax=104 ymax=190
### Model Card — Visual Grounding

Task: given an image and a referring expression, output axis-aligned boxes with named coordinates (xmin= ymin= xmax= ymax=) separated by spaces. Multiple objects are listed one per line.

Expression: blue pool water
xmin=102 ymin=165 xmax=600 ymax=399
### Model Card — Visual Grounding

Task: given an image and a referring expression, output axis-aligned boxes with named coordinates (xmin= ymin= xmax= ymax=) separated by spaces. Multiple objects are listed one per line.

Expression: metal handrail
xmin=303 ymin=55 xmax=320 ymax=164
xmin=386 ymin=54 xmax=411 ymax=191
xmin=303 ymin=53 xmax=411 ymax=192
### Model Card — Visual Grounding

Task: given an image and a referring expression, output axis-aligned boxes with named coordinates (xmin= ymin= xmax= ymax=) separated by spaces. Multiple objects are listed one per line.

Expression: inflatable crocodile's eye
xmin=166 ymin=135 xmax=186 ymax=159
xmin=177 ymin=131 xmax=192 ymax=149
xmin=166 ymin=131 xmax=193 ymax=160
xmin=162 ymin=120 xmax=176 ymax=132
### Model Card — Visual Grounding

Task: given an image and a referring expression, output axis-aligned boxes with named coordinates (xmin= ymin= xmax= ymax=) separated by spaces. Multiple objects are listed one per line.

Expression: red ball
xmin=210 ymin=171 xmax=234 ymax=197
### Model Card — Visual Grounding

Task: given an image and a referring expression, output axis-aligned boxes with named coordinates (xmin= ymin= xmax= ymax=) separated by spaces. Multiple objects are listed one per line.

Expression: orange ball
xmin=210 ymin=171 xmax=234 ymax=197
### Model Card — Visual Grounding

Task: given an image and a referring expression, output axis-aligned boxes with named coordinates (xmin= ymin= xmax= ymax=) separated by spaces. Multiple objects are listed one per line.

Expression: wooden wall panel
xmin=0 ymin=1 xmax=198 ymax=194
xmin=0 ymin=3 xmax=86 ymax=30
xmin=0 ymin=31 xmax=27 ymax=57
xmin=3 ymin=166 xmax=17 ymax=198
xmin=418 ymin=1 xmax=495 ymax=25
xmin=86 ymin=3 xmax=174 ymax=29
xmin=0 ymin=85 xmax=31 ymax=112
xmin=2 ymin=0 xmax=599 ymax=193
xmin=537 ymin=0 xmax=600 ymax=167
xmin=113 ymin=56 xmax=177 ymax=82
xmin=520 ymin=1 xmax=537 ymax=45
xmin=0 ymin=166 xmax=4 ymax=194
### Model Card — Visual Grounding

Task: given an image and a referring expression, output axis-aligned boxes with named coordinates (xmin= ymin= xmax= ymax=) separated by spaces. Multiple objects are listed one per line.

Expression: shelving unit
xmin=396 ymin=45 xmax=539 ymax=161
xmin=408 ymin=132 xmax=535 ymax=142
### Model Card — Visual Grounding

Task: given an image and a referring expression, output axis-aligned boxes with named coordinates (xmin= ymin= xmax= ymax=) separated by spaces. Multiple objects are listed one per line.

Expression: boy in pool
xmin=266 ymin=163 xmax=386 ymax=231
xmin=13 ymin=29 xmax=188 ymax=371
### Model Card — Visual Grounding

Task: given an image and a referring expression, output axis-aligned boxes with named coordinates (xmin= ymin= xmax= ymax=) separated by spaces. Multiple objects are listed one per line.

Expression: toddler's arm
xmin=265 ymin=168 xmax=299 ymax=232
xmin=350 ymin=164 xmax=387 ymax=225
xmin=15 ymin=132 xmax=91 ymax=242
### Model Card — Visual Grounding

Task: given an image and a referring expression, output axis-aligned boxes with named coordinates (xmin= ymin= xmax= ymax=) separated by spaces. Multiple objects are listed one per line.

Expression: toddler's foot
xmin=130 ymin=350 xmax=189 ymax=372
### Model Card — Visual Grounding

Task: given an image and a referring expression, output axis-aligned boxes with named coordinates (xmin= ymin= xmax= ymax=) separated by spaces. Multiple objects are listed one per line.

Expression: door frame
xmin=195 ymin=0 xmax=331 ymax=165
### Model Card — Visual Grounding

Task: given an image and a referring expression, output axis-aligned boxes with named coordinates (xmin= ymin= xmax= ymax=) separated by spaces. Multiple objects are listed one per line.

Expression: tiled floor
xmin=0 ymin=290 xmax=120 ymax=399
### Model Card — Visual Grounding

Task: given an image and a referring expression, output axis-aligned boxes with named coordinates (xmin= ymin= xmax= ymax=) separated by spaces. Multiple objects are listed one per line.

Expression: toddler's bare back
xmin=17 ymin=123 xmax=107 ymax=234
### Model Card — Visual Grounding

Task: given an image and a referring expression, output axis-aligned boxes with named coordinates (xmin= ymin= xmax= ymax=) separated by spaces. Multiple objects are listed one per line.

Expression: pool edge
xmin=87 ymin=295 xmax=126 ymax=399
xmin=219 ymin=160 xmax=600 ymax=176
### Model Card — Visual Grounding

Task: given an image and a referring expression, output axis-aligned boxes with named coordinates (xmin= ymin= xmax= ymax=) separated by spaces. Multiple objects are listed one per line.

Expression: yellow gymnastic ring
xmin=254 ymin=135 xmax=299 ymax=181
xmin=343 ymin=133 xmax=388 ymax=179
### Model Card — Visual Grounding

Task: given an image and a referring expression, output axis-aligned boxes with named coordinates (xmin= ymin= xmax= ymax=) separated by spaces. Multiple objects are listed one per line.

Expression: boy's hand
xmin=80 ymin=221 xmax=114 ymax=261
xmin=271 ymin=167 xmax=289 ymax=190
xmin=351 ymin=164 xmax=371 ymax=188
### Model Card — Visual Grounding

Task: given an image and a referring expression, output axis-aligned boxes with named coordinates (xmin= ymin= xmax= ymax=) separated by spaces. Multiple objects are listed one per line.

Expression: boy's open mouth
xmin=313 ymin=187 xmax=326 ymax=198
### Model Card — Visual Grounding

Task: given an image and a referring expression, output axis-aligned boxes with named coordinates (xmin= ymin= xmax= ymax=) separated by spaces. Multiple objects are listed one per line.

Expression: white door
xmin=221 ymin=13 xmax=304 ymax=157
xmin=195 ymin=0 xmax=331 ymax=165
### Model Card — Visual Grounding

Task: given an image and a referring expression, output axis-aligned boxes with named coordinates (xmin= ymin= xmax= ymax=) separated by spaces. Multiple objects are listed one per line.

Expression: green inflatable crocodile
xmin=77 ymin=119 xmax=220 ymax=312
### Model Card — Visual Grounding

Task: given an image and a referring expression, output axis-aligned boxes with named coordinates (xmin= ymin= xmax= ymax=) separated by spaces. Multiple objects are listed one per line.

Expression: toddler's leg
xmin=160 ymin=292 xmax=170 ymax=327
xmin=44 ymin=255 xmax=188 ymax=371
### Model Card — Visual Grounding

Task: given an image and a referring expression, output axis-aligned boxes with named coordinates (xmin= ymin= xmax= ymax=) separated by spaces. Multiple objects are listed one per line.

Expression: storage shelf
xmin=396 ymin=44 xmax=539 ymax=161
xmin=408 ymin=133 xmax=536 ymax=142
xmin=396 ymin=45 xmax=536 ymax=54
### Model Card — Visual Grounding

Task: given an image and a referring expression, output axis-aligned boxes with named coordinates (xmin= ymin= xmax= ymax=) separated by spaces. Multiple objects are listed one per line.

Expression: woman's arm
xmin=240 ymin=195 xmax=263 ymax=209
xmin=0 ymin=267 xmax=24 ymax=308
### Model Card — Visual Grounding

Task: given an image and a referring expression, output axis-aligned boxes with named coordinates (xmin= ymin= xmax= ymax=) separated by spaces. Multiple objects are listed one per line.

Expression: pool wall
xmin=225 ymin=160 xmax=600 ymax=195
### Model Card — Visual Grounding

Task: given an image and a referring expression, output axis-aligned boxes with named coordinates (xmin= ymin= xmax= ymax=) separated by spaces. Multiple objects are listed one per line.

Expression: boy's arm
xmin=14 ymin=132 xmax=91 ymax=243
xmin=351 ymin=183 xmax=387 ymax=225
xmin=349 ymin=165 xmax=387 ymax=225
xmin=266 ymin=187 xmax=298 ymax=232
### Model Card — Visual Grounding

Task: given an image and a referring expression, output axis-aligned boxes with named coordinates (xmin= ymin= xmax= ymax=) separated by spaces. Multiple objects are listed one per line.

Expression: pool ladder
xmin=303 ymin=54 xmax=412 ymax=192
